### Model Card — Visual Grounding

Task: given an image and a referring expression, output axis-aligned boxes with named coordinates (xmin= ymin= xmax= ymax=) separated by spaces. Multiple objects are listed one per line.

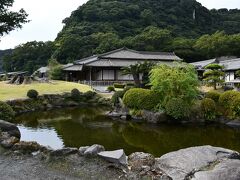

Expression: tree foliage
xmin=3 ymin=41 xmax=56 ymax=73
xmin=203 ymin=64 xmax=224 ymax=90
xmin=0 ymin=0 xmax=28 ymax=36
xmin=150 ymin=63 xmax=199 ymax=110
xmin=52 ymin=0 xmax=240 ymax=63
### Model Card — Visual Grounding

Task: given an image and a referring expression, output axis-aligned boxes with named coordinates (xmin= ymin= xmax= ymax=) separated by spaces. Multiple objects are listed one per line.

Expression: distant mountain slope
xmin=53 ymin=0 xmax=240 ymax=63
xmin=0 ymin=49 xmax=12 ymax=72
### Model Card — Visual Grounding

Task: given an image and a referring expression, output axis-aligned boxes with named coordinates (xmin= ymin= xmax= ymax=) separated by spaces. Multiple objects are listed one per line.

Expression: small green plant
xmin=205 ymin=91 xmax=221 ymax=103
xmin=27 ymin=89 xmax=39 ymax=99
xmin=71 ymin=88 xmax=82 ymax=101
xmin=0 ymin=101 xmax=15 ymax=121
xmin=231 ymin=95 xmax=240 ymax=118
xmin=165 ymin=98 xmax=190 ymax=119
xmin=201 ymin=98 xmax=216 ymax=121
xmin=107 ymin=86 xmax=115 ymax=92
xmin=123 ymin=88 xmax=160 ymax=110
xmin=113 ymin=83 xmax=125 ymax=89
xmin=111 ymin=90 xmax=125 ymax=105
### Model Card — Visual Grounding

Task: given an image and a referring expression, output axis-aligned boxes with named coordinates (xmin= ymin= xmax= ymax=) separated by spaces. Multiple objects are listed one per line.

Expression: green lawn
xmin=0 ymin=81 xmax=92 ymax=101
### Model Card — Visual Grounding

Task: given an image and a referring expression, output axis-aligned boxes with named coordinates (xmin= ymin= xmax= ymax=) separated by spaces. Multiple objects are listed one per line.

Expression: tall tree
xmin=0 ymin=0 xmax=28 ymax=36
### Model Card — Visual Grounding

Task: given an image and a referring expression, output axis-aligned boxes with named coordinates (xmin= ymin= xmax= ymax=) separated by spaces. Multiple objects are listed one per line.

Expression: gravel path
xmin=0 ymin=151 xmax=126 ymax=180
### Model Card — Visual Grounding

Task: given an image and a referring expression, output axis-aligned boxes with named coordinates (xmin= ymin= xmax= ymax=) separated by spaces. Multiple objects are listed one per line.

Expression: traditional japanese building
xmin=63 ymin=47 xmax=182 ymax=84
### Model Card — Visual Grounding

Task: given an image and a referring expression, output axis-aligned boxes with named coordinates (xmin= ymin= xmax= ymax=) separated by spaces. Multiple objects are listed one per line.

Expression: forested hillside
xmin=0 ymin=49 xmax=12 ymax=72
xmin=53 ymin=0 xmax=240 ymax=63
xmin=2 ymin=0 xmax=240 ymax=72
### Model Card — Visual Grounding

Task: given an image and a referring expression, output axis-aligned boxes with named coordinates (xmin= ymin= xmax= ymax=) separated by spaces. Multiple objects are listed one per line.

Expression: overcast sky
xmin=0 ymin=0 xmax=239 ymax=50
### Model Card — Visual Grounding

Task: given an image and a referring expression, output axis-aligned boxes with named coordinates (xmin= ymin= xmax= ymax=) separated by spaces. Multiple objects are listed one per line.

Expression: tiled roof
xmin=63 ymin=64 xmax=83 ymax=71
xmin=220 ymin=58 xmax=240 ymax=70
xmin=99 ymin=48 xmax=182 ymax=61
xmin=87 ymin=59 xmax=173 ymax=67
xmin=191 ymin=57 xmax=240 ymax=71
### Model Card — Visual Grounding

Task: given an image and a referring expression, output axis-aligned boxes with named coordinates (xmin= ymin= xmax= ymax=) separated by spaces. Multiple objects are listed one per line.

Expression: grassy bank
xmin=0 ymin=81 xmax=92 ymax=101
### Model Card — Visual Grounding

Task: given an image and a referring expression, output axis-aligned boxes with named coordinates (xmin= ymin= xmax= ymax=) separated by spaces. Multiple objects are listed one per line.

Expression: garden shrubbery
xmin=107 ymin=86 xmax=115 ymax=92
xmin=165 ymin=98 xmax=190 ymax=119
xmin=219 ymin=91 xmax=240 ymax=109
xmin=71 ymin=88 xmax=82 ymax=101
xmin=205 ymin=91 xmax=220 ymax=102
xmin=27 ymin=89 xmax=39 ymax=99
xmin=231 ymin=95 xmax=240 ymax=118
xmin=111 ymin=87 xmax=132 ymax=105
xmin=113 ymin=83 xmax=125 ymax=89
xmin=201 ymin=98 xmax=216 ymax=121
xmin=123 ymin=88 xmax=160 ymax=110
xmin=0 ymin=101 xmax=15 ymax=120
xmin=111 ymin=90 xmax=125 ymax=105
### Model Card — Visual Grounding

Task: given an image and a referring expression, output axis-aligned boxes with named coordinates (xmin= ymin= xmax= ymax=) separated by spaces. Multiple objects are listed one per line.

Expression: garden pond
xmin=14 ymin=107 xmax=240 ymax=157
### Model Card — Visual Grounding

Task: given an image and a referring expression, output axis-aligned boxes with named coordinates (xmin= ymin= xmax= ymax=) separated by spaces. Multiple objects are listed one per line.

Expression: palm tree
xmin=121 ymin=61 xmax=155 ymax=87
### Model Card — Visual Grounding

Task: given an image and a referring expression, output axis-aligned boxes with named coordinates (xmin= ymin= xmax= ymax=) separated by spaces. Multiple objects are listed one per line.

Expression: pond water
xmin=14 ymin=107 xmax=240 ymax=157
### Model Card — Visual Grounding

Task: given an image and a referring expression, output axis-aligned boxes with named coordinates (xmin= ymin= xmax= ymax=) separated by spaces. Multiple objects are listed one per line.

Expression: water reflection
xmin=14 ymin=107 xmax=240 ymax=156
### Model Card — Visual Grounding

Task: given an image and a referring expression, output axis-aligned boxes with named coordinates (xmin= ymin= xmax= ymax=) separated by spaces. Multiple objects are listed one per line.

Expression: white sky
xmin=0 ymin=0 xmax=239 ymax=50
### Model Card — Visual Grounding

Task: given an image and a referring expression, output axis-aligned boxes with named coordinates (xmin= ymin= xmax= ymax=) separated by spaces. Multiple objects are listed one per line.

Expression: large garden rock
xmin=128 ymin=152 xmax=155 ymax=171
xmin=226 ymin=120 xmax=240 ymax=128
xmin=79 ymin=146 xmax=90 ymax=155
xmin=192 ymin=159 xmax=240 ymax=180
xmin=142 ymin=110 xmax=168 ymax=123
xmin=0 ymin=120 xmax=21 ymax=139
xmin=98 ymin=149 xmax=127 ymax=165
xmin=83 ymin=144 xmax=105 ymax=156
xmin=154 ymin=145 xmax=240 ymax=180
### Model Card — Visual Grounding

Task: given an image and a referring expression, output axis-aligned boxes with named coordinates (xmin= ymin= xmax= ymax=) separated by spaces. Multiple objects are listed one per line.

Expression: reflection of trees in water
xmin=15 ymin=107 xmax=240 ymax=156
xmin=121 ymin=123 xmax=240 ymax=157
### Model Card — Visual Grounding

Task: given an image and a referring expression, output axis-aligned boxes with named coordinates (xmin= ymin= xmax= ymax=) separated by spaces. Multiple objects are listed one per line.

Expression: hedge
xmin=165 ymin=98 xmax=189 ymax=119
xmin=123 ymin=88 xmax=160 ymax=110
xmin=219 ymin=91 xmax=240 ymax=109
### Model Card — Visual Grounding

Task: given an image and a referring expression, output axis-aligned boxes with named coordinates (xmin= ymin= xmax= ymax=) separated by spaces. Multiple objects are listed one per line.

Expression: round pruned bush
xmin=71 ymin=88 xmax=82 ymax=101
xmin=231 ymin=95 xmax=240 ymax=118
xmin=201 ymin=98 xmax=216 ymax=121
xmin=0 ymin=101 xmax=15 ymax=121
xmin=123 ymin=88 xmax=160 ymax=110
xmin=205 ymin=91 xmax=221 ymax=103
xmin=27 ymin=89 xmax=39 ymax=99
xmin=84 ymin=91 xmax=96 ymax=99
xmin=165 ymin=98 xmax=190 ymax=119
xmin=219 ymin=91 xmax=240 ymax=109
xmin=107 ymin=86 xmax=115 ymax=92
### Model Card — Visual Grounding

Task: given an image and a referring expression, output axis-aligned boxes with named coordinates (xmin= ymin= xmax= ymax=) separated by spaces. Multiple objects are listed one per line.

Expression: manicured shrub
xmin=219 ymin=91 xmax=240 ymax=109
xmin=205 ymin=91 xmax=221 ymax=102
xmin=27 ymin=89 xmax=39 ymax=99
xmin=107 ymin=86 xmax=115 ymax=92
xmin=123 ymin=88 xmax=160 ymax=110
xmin=71 ymin=88 xmax=82 ymax=101
xmin=111 ymin=90 xmax=125 ymax=105
xmin=231 ymin=95 xmax=240 ymax=118
xmin=84 ymin=91 xmax=96 ymax=98
xmin=0 ymin=101 xmax=15 ymax=120
xmin=201 ymin=98 xmax=216 ymax=121
xmin=165 ymin=98 xmax=190 ymax=119
xmin=113 ymin=83 xmax=125 ymax=89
